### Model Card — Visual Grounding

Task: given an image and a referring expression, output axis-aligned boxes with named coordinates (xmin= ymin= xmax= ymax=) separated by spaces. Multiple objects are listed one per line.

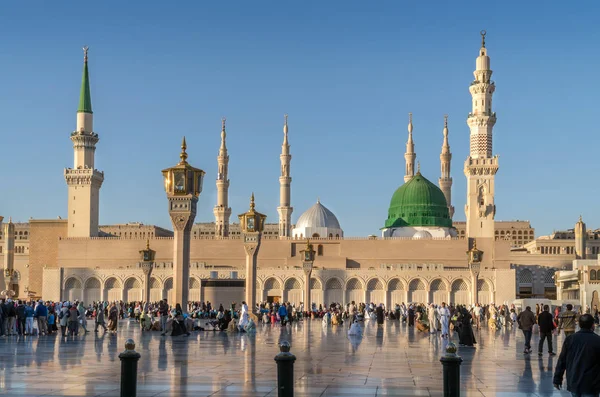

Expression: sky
xmin=1 ymin=1 xmax=599 ymax=237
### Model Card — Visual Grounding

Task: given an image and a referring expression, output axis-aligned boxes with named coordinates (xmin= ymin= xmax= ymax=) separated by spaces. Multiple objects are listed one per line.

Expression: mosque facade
xmin=0 ymin=33 xmax=594 ymax=309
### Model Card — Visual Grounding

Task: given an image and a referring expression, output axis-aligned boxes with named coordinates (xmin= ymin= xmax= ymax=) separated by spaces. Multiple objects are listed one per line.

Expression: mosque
xmin=1 ymin=33 xmax=595 ymax=309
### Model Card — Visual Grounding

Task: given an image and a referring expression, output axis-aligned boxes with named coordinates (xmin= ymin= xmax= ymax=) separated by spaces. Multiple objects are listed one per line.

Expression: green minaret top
xmin=77 ymin=46 xmax=93 ymax=114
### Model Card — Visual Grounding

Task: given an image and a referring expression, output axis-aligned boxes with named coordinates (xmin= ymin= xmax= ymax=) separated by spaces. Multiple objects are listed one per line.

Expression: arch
xmin=310 ymin=278 xmax=322 ymax=290
xmin=346 ymin=278 xmax=363 ymax=290
xmin=83 ymin=277 xmax=101 ymax=303
xmin=388 ymin=278 xmax=406 ymax=307
xmin=104 ymin=277 xmax=122 ymax=302
xmin=366 ymin=278 xmax=384 ymax=306
xmin=450 ymin=279 xmax=470 ymax=305
xmin=407 ymin=278 xmax=426 ymax=303
xmin=85 ymin=277 xmax=101 ymax=289
xmin=189 ymin=277 xmax=201 ymax=302
xmin=519 ymin=269 xmax=533 ymax=284
xmin=124 ymin=277 xmax=142 ymax=303
xmin=284 ymin=277 xmax=302 ymax=290
xmin=325 ymin=277 xmax=343 ymax=306
xmin=163 ymin=277 xmax=173 ymax=303
xmin=591 ymin=269 xmax=597 ymax=281
xmin=264 ymin=277 xmax=282 ymax=290
xmin=544 ymin=269 xmax=556 ymax=284
xmin=149 ymin=277 xmax=162 ymax=302
xmin=312 ymin=233 xmax=320 ymax=238
xmin=64 ymin=276 xmax=83 ymax=303
xmin=284 ymin=277 xmax=302 ymax=305
xmin=477 ymin=278 xmax=492 ymax=305
xmin=429 ymin=278 xmax=447 ymax=305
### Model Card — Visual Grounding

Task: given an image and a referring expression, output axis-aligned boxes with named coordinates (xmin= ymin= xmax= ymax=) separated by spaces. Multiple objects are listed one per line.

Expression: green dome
xmin=384 ymin=172 xmax=452 ymax=229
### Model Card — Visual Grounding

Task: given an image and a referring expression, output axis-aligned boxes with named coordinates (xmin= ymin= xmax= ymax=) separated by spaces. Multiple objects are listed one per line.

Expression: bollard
xmin=274 ymin=340 xmax=296 ymax=397
xmin=440 ymin=342 xmax=463 ymax=397
xmin=119 ymin=339 xmax=141 ymax=397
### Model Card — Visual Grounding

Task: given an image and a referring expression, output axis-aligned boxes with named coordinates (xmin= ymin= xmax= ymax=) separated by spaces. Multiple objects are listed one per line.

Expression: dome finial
xmin=179 ymin=136 xmax=188 ymax=163
xmin=417 ymin=161 xmax=421 ymax=174
xmin=317 ymin=196 xmax=320 ymax=204
xmin=480 ymin=30 xmax=487 ymax=48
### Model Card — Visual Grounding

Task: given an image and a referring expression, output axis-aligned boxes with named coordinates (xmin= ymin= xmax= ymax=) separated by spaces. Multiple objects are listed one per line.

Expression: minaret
xmin=213 ymin=118 xmax=231 ymax=237
xmin=439 ymin=115 xmax=454 ymax=218
xmin=575 ymin=215 xmax=587 ymax=259
xmin=404 ymin=113 xmax=416 ymax=183
xmin=277 ymin=114 xmax=293 ymax=238
xmin=464 ymin=31 xmax=498 ymax=238
xmin=64 ymin=47 xmax=104 ymax=237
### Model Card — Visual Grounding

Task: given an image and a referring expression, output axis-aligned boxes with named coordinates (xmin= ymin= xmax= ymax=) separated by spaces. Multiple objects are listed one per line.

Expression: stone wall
xmin=29 ymin=219 xmax=67 ymax=296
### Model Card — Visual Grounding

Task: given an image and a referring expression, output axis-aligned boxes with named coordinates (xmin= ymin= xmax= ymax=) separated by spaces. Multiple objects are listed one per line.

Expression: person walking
xmin=95 ymin=304 xmax=107 ymax=333
xmin=537 ymin=304 xmax=556 ymax=357
xmin=553 ymin=314 xmax=600 ymax=395
xmin=159 ymin=299 xmax=169 ymax=336
xmin=558 ymin=304 xmax=578 ymax=338
xmin=34 ymin=300 xmax=48 ymax=336
xmin=517 ymin=306 xmax=536 ymax=354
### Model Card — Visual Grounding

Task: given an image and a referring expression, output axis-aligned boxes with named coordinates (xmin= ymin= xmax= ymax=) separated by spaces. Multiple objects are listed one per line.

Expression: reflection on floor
xmin=0 ymin=318 xmax=580 ymax=396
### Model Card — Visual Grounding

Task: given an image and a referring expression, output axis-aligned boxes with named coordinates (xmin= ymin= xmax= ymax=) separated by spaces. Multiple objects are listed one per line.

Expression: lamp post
xmin=467 ymin=239 xmax=483 ymax=305
xmin=162 ymin=137 xmax=205 ymax=311
xmin=140 ymin=239 xmax=155 ymax=304
xmin=300 ymin=239 xmax=315 ymax=314
xmin=2 ymin=217 xmax=15 ymax=299
xmin=238 ymin=193 xmax=266 ymax=312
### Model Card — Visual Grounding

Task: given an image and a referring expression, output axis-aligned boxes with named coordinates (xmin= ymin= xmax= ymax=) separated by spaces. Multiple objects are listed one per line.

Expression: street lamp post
xmin=162 ymin=137 xmax=205 ymax=311
xmin=140 ymin=239 xmax=156 ymax=304
xmin=238 ymin=193 xmax=266 ymax=312
xmin=300 ymin=239 xmax=315 ymax=314
xmin=467 ymin=239 xmax=483 ymax=305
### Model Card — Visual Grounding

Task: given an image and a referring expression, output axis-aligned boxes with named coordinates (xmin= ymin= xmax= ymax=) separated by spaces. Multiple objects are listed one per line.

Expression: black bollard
xmin=440 ymin=342 xmax=463 ymax=397
xmin=119 ymin=339 xmax=141 ymax=397
xmin=274 ymin=341 xmax=296 ymax=397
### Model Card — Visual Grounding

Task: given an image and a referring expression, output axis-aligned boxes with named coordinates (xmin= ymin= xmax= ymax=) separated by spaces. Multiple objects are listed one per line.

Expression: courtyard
xmin=0 ymin=319 xmax=580 ymax=397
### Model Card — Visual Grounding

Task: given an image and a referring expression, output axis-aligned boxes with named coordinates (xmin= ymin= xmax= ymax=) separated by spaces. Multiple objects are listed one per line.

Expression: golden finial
xmin=417 ymin=161 xmax=421 ymax=174
xmin=221 ymin=117 xmax=226 ymax=131
xmin=472 ymin=239 xmax=478 ymax=250
xmin=180 ymin=136 xmax=188 ymax=163
xmin=306 ymin=238 xmax=311 ymax=250
xmin=317 ymin=196 xmax=320 ymax=204
xmin=444 ymin=114 xmax=448 ymax=128
xmin=480 ymin=30 xmax=486 ymax=48
xmin=83 ymin=46 xmax=89 ymax=62
xmin=250 ymin=192 xmax=255 ymax=210
xmin=146 ymin=239 xmax=150 ymax=250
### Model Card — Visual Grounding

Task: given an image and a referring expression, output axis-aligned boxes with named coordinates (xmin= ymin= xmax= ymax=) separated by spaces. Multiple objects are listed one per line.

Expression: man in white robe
xmin=428 ymin=304 xmax=439 ymax=333
xmin=348 ymin=319 xmax=362 ymax=336
xmin=438 ymin=302 xmax=450 ymax=338
xmin=238 ymin=301 xmax=249 ymax=331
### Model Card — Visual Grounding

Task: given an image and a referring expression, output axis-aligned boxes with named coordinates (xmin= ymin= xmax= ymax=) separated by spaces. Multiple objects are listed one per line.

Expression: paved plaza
xmin=0 ymin=319 xmax=585 ymax=396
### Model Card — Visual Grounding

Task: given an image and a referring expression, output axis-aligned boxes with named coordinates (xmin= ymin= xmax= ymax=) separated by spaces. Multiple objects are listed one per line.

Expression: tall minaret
xmin=277 ymin=114 xmax=293 ymax=238
xmin=64 ymin=47 xmax=104 ymax=237
xmin=213 ymin=118 xmax=231 ymax=237
xmin=575 ymin=215 xmax=587 ymax=259
xmin=464 ymin=31 xmax=498 ymax=238
xmin=439 ymin=115 xmax=454 ymax=218
xmin=404 ymin=113 xmax=416 ymax=183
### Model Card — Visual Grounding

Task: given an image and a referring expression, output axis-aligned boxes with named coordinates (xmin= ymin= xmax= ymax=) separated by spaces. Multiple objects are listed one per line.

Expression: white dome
xmin=413 ymin=230 xmax=433 ymax=240
xmin=295 ymin=200 xmax=341 ymax=230
xmin=292 ymin=200 xmax=343 ymax=239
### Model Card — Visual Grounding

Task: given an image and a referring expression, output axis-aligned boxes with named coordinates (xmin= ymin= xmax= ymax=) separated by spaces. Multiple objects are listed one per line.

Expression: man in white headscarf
xmin=428 ymin=304 xmax=439 ymax=333
xmin=438 ymin=302 xmax=450 ymax=338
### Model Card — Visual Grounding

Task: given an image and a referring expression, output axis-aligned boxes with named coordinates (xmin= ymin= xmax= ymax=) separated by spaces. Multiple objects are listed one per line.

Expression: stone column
xmin=141 ymin=262 xmax=153 ymax=304
xmin=471 ymin=272 xmax=479 ymax=305
xmin=169 ymin=200 xmax=197 ymax=311
xmin=303 ymin=268 xmax=311 ymax=312
xmin=3 ymin=219 xmax=15 ymax=297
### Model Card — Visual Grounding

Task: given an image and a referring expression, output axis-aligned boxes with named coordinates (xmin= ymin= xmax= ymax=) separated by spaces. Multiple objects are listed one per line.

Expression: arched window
xmin=312 ymin=233 xmax=320 ymax=238
xmin=591 ymin=269 xmax=597 ymax=281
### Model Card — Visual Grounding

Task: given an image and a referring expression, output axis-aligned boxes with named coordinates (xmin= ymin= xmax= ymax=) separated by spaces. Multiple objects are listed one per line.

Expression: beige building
xmin=0 ymin=33 xmax=587 ymax=307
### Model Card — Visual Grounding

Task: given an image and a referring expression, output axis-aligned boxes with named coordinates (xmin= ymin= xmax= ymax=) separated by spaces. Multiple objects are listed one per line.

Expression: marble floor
xmin=0 ymin=318 xmax=582 ymax=396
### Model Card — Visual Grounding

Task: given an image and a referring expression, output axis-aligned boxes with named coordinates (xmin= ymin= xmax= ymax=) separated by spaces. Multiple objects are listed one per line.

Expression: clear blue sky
xmin=1 ymin=2 xmax=598 ymax=236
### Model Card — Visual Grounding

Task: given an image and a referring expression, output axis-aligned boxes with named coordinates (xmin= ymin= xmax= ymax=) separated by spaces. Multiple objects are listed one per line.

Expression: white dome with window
xmin=292 ymin=199 xmax=343 ymax=239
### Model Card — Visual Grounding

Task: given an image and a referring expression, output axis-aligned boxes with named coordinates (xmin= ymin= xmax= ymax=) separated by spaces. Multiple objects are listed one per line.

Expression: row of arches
xmin=262 ymin=276 xmax=493 ymax=307
xmin=63 ymin=276 xmax=203 ymax=303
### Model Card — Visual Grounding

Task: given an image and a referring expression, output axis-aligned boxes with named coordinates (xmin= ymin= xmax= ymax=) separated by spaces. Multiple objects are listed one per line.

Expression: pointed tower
xmin=64 ymin=47 xmax=104 ymax=237
xmin=277 ymin=115 xmax=293 ymax=238
xmin=213 ymin=118 xmax=232 ymax=237
xmin=464 ymin=31 xmax=498 ymax=238
xmin=575 ymin=215 xmax=587 ymax=259
xmin=404 ymin=113 xmax=416 ymax=183
xmin=439 ymin=115 xmax=454 ymax=218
